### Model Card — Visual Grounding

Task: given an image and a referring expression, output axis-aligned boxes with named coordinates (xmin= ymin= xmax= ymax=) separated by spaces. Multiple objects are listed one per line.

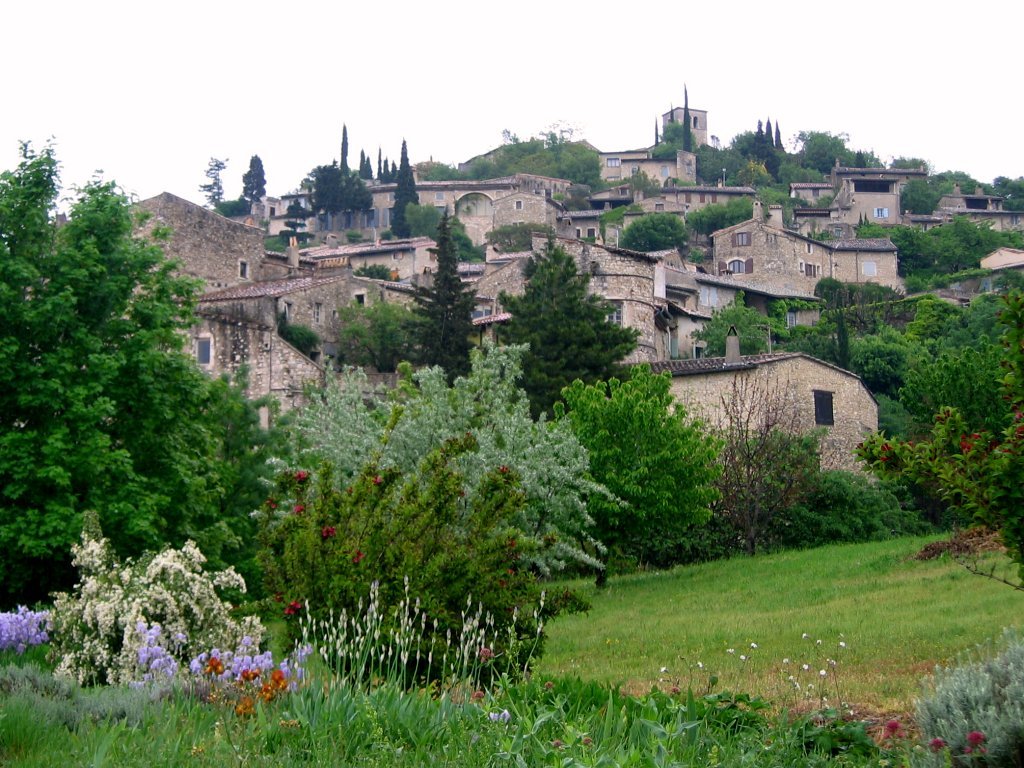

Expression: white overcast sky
xmin=3 ymin=1 xmax=1022 ymax=208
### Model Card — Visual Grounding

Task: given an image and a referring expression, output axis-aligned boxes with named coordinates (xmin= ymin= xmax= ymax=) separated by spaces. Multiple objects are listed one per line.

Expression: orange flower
xmin=271 ymin=668 xmax=289 ymax=691
xmin=205 ymin=657 xmax=224 ymax=676
xmin=259 ymin=682 xmax=276 ymax=702
xmin=234 ymin=696 xmax=255 ymax=717
xmin=240 ymin=669 xmax=260 ymax=683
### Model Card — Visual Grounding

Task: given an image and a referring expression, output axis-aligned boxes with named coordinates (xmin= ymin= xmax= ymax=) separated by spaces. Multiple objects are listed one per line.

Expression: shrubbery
xmin=48 ymin=512 xmax=264 ymax=686
xmin=914 ymin=629 xmax=1024 ymax=768
xmin=258 ymin=434 xmax=553 ymax=682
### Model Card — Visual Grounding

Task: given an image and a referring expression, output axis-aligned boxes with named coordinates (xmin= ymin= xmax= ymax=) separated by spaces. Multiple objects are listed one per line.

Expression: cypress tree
xmin=340 ymin=124 xmax=349 ymax=174
xmin=765 ymin=118 xmax=773 ymax=146
xmin=412 ymin=211 xmax=475 ymax=380
xmin=377 ymin=148 xmax=383 ymax=180
xmin=681 ymin=86 xmax=693 ymax=152
xmin=391 ymin=140 xmax=417 ymax=239
xmin=654 ymin=120 xmax=660 ymax=146
xmin=241 ymin=155 xmax=266 ymax=209
xmin=391 ymin=160 xmax=397 ymax=179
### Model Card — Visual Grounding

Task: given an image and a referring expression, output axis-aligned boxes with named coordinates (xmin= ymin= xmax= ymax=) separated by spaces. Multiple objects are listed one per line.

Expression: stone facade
xmin=829 ymin=165 xmax=927 ymax=228
xmin=135 ymin=192 xmax=266 ymax=292
xmin=652 ymin=352 xmax=877 ymax=472
xmin=658 ymin=185 xmax=755 ymax=214
xmin=598 ymin=150 xmax=697 ymax=185
xmin=711 ymin=207 xmax=902 ymax=292
xmin=492 ymin=192 xmax=561 ymax=231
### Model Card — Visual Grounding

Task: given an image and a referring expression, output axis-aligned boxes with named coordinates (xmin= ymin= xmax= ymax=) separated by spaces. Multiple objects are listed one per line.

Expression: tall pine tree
xmin=412 ymin=211 xmax=475 ymax=380
xmin=377 ymin=148 xmax=383 ymax=181
xmin=775 ymin=121 xmax=783 ymax=150
xmin=498 ymin=241 xmax=638 ymax=417
xmin=391 ymin=140 xmax=417 ymax=238
xmin=340 ymin=124 xmax=349 ymax=174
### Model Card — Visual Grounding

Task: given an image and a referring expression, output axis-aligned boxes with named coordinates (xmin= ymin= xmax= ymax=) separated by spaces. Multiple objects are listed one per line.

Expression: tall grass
xmin=538 ymin=535 xmax=1023 ymax=713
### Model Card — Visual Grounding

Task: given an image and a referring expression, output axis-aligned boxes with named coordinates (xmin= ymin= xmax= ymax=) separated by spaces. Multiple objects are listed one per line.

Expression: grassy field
xmin=537 ymin=535 xmax=1023 ymax=716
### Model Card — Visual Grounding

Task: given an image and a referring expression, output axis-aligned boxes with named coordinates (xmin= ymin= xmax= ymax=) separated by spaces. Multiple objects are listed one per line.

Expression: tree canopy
xmin=241 ymin=155 xmax=266 ymax=209
xmin=498 ymin=241 xmax=638 ymax=416
xmin=620 ymin=213 xmax=688 ymax=251
xmin=0 ymin=146 xmax=275 ymax=602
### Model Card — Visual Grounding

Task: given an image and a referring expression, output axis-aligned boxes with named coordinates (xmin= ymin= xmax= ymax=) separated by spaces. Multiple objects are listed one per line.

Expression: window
xmin=813 ymin=390 xmax=834 ymax=426
xmin=699 ymin=193 xmax=706 ymax=203
xmin=282 ymin=302 xmax=292 ymax=321
xmin=514 ymin=200 xmax=523 ymax=210
xmin=733 ymin=232 xmax=751 ymax=246
xmin=630 ymin=165 xmax=639 ymax=176
xmin=576 ymin=228 xmax=582 ymax=238
xmin=313 ymin=302 xmax=322 ymax=323
xmin=269 ymin=206 xmax=276 ymax=217
xmin=660 ymin=165 xmax=669 ymax=177
xmin=434 ymin=191 xmax=444 ymax=201
xmin=806 ymin=242 xmax=813 ymax=254
xmin=727 ymin=259 xmax=746 ymax=274
xmin=587 ymin=227 xmax=597 ymax=238
xmin=606 ymin=158 xmax=621 ymax=167
xmin=471 ymin=307 xmax=493 ymax=319
xmin=699 ymin=285 xmax=719 ymax=307
xmin=684 ymin=193 xmax=692 ymax=203
xmin=804 ymin=263 xmax=819 ymax=278
xmin=607 ymin=302 xmax=623 ymax=325
xmin=196 ymin=337 xmax=212 ymax=366
xmin=711 ymin=194 xmax=718 ymax=203
xmin=873 ymin=207 xmax=889 ymax=219
xmin=355 ymin=294 xmax=365 ymax=306
xmin=655 ymin=203 xmax=664 ymax=212
xmin=238 ymin=260 xmax=249 ymax=279
xmin=786 ymin=310 xmax=797 ymax=329
xmin=862 ymin=261 xmax=877 ymax=277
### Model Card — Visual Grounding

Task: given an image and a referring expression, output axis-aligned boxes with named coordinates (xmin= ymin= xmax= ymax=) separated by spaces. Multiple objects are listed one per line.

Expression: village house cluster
xmin=135 ymin=95 xmax=1023 ymax=470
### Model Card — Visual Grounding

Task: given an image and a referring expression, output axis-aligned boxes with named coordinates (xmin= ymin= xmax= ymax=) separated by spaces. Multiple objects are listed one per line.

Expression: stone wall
xmin=493 ymin=192 xmax=559 ymax=230
xmin=136 ymin=192 xmax=266 ymax=292
xmin=665 ymin=354 xmax=877 ymax=471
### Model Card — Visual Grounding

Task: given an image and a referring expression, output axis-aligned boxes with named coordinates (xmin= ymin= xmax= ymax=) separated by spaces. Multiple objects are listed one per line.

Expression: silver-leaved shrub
xmin=49 ymin=511 xmax=264 ymax=686
xmin=290 ymin=342 xmax=606 ymax=574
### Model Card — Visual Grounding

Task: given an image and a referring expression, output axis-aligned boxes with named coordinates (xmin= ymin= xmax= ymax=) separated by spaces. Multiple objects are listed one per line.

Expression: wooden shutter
xmin=745 ymin=258 xmax=754 ymax=274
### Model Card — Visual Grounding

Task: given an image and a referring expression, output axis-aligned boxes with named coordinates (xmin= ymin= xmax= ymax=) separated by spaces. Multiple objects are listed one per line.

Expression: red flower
xmin=479 ymin=646 xmax=494 ymax=661
xmin=352 ymin=550 xmax=365 ymax=564
xmin=294 ymin=470 xmax=309 ymax=482
xmin=966 ymin=731 xmax=986 ymax=747
xmin=205 ymin=657 xmax=224 ymax=676
xmin=498 ymin=465 xmax=510 ymax=474
xmin=372 ymin=475 xmax=383 ymax=486
xmin=284 ymin=600 xmax=302 ymax=616
xmin=321 ymin=526 xmax=336 ymax=540
xmin=929 ymin=737 xmax=946 ymax=752
xmin=293 ymin=504 xmax=305 ymax=515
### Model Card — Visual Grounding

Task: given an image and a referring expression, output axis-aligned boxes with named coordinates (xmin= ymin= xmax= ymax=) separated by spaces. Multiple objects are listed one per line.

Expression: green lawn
xmin=537 ymin=535 xmax=1022 ymax=715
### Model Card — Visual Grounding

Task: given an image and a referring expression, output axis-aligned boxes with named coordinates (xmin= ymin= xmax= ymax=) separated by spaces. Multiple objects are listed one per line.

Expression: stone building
xmin=650 ymin=341 xmax=877 ymax=472
xmin=471 ymin=235 xmax=664 ymax=363
xmin=828 ymin=163 xmax=927 ymax=228
xmin=935 ymin=184 xmax=1023 ymax=232
xmin=135 ymin=192 xmax=267 ymax=291
xmin=260 ymin=237 xmax=437 ymax=282
xmin=711 ymin=202 xmax=902 ymax=292
xmin=597 ymin=149 xmax=697 ymax=185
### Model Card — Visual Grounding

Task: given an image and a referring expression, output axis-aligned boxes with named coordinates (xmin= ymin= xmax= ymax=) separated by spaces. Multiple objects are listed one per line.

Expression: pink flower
xmin=352 ymin=550 xmax=365 ymax=564
xmin=929 ymin=737 xmax=946 ymax=752
xmin=372 ymin=475 xmax=383 ymax=486
xmin=294 ymin=470 xmax=309 ymax=482
xmin=284 ymin=600 xmax=302 ymax=616
xmin=885 ymin=719 xmax=901 ymax=734
xmin=293 ymin=504 xmax=305 ymax=515
xmin=479 ymin=646 xmax=494 ymax=661
xmin=320 ymin=526 xmax=336 ymax=540
xmin=966 ymin=731 xmax=986 ymax=747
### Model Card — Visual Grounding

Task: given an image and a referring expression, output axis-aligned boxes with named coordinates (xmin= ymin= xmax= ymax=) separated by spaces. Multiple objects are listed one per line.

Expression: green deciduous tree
xmin=241 ymin=155 xmax=266 ymax=209
xmin=486 ymin=222 xmax=555 ymax=253
xmin=0 ymin=146 xmax=276 ymax=602
xmin=334 ymin=300 xmax=417 ymax=373
xmin=412 ymin=211 xmax=475 ymax=379
xmin=685 ymin=197 xmax=754 ymax=239
xmin=391 ymin=140 xmax=417 ymax=238
xmin=199 ymin=157 xmax=227 ymax=207
xmin=858 ymin=291 xmax=1024 ymax=583
xmin=693 ymin=295 xmax=775 ymax=356
xmin=620 ymin=213 xmax=688 ymax=252
xmin=558 ymin=366 xmax=720 ymax=576
xmin=499 ymin=242 xmax=638 ymax=416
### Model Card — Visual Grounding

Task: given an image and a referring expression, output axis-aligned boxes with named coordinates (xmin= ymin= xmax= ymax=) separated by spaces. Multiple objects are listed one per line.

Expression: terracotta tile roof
xmin=650 ymin=352 xmax=801 ymax=376
xmin=199 ymin=276 xmax=345 ymax=302
xmin=472 ymin=312 xmax=512 ymax=327
xmin=457 ymin=263 xmax=487 ymax=275
xmin=829 ymin=238 xmax=896 ymax=252
xmin=301 ymin=237 xmax=434 ymax=259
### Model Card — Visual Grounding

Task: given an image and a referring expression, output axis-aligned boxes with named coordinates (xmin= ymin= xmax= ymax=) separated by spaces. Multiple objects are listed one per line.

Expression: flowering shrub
xmin=259 ymin=434 xmax=560 ymax=684
xmin=914 ymin=628 xmax=1024 ymax=767
xmin=49 ymin=511 xmax=264 ymax=686
xmin=0 ymin=606 xmax=50 ymax=654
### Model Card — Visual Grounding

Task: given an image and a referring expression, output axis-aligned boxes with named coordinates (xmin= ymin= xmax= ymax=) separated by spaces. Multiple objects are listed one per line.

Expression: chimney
xmin=725 ymin=325 xmax=741 ymax=363
xmin=753 ymin=199 xmax=764 ymax=220
xmin=286 ymin=236 xmax=300 ymax=269
xmin=768 ymin=204 xmax=784 ymax=225
xmin=326 ymin=233 xmax=338 ymax=248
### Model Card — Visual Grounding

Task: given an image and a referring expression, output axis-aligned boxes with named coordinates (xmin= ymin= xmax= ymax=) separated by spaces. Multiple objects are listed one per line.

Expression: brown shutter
xmin=745 ymin=258 xmax=754 ymax=274
xmin=718 ymin=261 xmax=727 ymax=275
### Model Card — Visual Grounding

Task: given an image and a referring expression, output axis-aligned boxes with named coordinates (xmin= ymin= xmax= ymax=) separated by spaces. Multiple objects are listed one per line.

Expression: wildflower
xmin=489 ymin=709 xmax=511 ymax=723
xmin=750 ymin=642 xmax=758 ymax=649
xmin=551 ymin=739 xmax=564 ymax=749
xmin=726 ymin=648 xmax=735 ymax=654
xmin=284 ymin=601 xmax=302 ymax=616
xmin=498 ymin=465 xmax=510 ymax=474
xmin=293 ymin=504 xmax=305 ymax=515
xmin=479 ymin=647 xmax=494 ymax=662
xmin=234 ymin=696 xmax=255 ymax=717
xmin=802 ymin=633 xmax=810 ymax=639
xmin=782 ymin=658 xmax=790 ymax=664
xmin=294 ymin=470 xmax=309 ymax=482
xmin=819 ymin=669 xmax=827 ymax=678
xmin=929 ymin=737 xmax=947 ymax=752
xmin=582 ymin=736 xmax=593 ymax=746
xmin=270 ymin=669 xmax=289 ymax=691
xmin=884 ymin=719 xmax=900 ymax=735
xmin=372 ymin=475 xmax=383 ymax=486
xmin=240 ymin=669 xmax=260 ymax=683
xmin=670 ymin=685 xmax=680 ymax=694
xmin=205 ymin=657 xmax=225 ymax=676
xmin=544 ymin=681 xmax=554 ymax=690
xmin=471 ymin=689 xmax=485 ymax=702
xmin=320 ymin=526 xmax=336 ymax=540
xmin=660 ymin=666 xmax=669 ymax=673
xmin=802 ymin=664 xmax=810 ymax=671
xmin=966 ymin=731 xmax=986 ymax=747
xmin=696 ymin=661 xmax=704 ymax=669
xmin=740 ymin=655 xmax=747 ymax=662
xmin=839 ymin=641 xmax=847 ymax=648
xmin=352 ymin=550 xmax=365 ymax=564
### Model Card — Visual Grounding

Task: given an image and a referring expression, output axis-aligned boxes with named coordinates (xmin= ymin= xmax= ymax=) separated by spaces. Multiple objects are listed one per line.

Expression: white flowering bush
xmin=49 ymin=511 xmax=264 ymax=686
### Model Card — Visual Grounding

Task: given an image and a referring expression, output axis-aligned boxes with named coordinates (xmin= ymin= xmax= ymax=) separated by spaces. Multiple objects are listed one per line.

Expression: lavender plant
xmin=0 ymin=606 xmax=50 ymax=654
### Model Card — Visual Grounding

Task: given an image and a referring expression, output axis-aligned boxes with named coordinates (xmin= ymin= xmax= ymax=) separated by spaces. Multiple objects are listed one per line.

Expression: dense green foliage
xmin=199 ymin=157 xmax=226 ymax=207
xmin=411 ymin=212 xmax=476 ymax=379
xmin=559 ymin=367 xmax=721 ymax=573
xmin=859 ymin=291 xmax=1024 ymax=580
xmin=391 ymin=140 xmax=417 ymax=238
xmin=498 ymin=242 xmax=638 ymax=416
xmin=0 ymin=147 xmax=276 ymax=603
xmin=462 ymin=131 xmax=601 ymax=188
xmin=686 ymin=197 xmax=754 ymax=238
xmin=693 ymin=294 xmax=775 ymax=355
xmin=619 ymin=212 xmax=688 ymax=251
xmin=486 ymin=222 xmax=554 ymax=252
xmin=333 ymin=301 xmax=417 ymax=373
xmin=241 ymin=154 xmax=266 ymax=208
xmin=277 ymin=313 xmax=320 ymax=358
